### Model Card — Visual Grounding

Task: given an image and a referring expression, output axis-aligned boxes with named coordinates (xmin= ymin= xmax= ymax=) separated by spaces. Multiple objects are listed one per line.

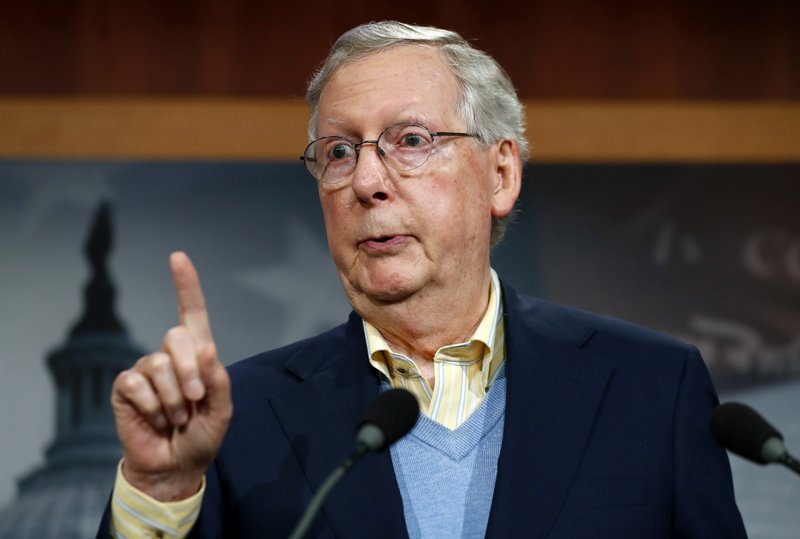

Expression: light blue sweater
xmin=389 ymin=366 xmax=507 ymax=538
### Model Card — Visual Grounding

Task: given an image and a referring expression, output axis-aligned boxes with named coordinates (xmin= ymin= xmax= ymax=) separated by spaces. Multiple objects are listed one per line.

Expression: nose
xmin=350 ymin=142 xmax=390 ymax=203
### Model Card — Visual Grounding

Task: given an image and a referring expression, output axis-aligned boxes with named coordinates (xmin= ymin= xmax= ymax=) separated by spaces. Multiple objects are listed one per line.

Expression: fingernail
xmin=186 ymin=379 xmax=205 ymax=400
xmin=154 ymin=413 xmax=168 ymax=430
xmin=173 ymin=409 xmax=188 ymax=425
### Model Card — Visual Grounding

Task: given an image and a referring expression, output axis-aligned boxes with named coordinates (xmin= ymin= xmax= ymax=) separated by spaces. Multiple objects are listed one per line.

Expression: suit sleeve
xmin=671 ymin=346 xmax=747 ymax=538
xmin=186 ymin=457 xmax=229 ymax=538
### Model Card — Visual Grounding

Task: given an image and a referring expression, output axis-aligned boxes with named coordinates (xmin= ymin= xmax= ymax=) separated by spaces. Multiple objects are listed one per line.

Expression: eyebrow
xmin=317 ymin=115 xmax=450 ymax=144
xmin=319 ymin=114 xmax=437 ymax=140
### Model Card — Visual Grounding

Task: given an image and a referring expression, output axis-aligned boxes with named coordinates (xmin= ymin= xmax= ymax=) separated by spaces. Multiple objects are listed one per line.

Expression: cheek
xmin=319 ymin=193 xmax=350 ymax=253
xmin=427 ymin=168 xmax=492 ymax=241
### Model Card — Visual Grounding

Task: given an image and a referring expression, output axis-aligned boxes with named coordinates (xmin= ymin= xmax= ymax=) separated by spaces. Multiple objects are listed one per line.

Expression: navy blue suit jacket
xmin=100 ymin=283 xmax=747 ymax=538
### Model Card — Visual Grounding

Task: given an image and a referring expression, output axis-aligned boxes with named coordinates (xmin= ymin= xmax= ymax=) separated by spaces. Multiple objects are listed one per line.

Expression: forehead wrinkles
xmin=317 ymin=45 xmax=462 ymax=135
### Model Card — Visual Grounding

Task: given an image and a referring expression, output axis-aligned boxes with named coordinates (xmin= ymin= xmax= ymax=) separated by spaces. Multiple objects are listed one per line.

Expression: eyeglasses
xmin=300 ymin=122 xmax=479 ymax=184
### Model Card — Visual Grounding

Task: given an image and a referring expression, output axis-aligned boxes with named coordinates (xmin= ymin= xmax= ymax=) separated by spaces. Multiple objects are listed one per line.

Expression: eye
xmin=386 ymin=124 xmax=432 ymax=150
xmin=401 ymin=133 xmax=425 ymax=148
xmin=326 ymin=141 xmax=355 ymax=161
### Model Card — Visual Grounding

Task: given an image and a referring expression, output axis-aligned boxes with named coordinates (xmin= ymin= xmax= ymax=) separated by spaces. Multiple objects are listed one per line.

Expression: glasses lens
xmin=380 ymin=123 xmax=434 ymax=170
xmin=305 ymin=137 xmax=357 ymax=182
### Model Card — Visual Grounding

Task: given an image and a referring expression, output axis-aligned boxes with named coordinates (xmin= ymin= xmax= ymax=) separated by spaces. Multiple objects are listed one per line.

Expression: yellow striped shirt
xmin=110 ymin=460 xmax=204 ymax=538
xmin=365 ymin=269 xmax=505 ymax=430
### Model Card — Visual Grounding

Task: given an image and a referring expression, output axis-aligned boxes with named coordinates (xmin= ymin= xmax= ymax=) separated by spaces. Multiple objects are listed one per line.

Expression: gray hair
xmin=306 ymin=21 xmax=528 ymax=246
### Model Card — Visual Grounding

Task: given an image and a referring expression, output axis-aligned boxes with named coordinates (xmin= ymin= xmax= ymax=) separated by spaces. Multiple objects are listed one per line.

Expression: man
xmin=99 ymin=21 xmax=746 ymax=538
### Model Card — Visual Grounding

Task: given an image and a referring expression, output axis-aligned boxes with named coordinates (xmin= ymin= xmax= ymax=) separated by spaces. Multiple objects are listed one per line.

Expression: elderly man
xmin=98 ymin=21 xmax=746 ymax=538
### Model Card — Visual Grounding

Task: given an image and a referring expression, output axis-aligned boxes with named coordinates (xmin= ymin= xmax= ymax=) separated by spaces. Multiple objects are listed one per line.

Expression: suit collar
xmin=270 ymin=312 xmax=409 ymax=538
xmin=281 ymin=312 xmax=366 ymax=381
xmin=486 ymin=282 xmax=614 ymax=538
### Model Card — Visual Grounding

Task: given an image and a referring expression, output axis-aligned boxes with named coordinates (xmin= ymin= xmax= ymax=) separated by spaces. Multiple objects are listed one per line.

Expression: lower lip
xmin=359 ymin=235 xmax=410 ymax=253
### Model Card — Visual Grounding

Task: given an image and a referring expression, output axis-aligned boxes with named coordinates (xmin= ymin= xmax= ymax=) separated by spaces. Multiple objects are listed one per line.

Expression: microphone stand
xmin=777 ymin=452 xmax=800 ymax=476
xmin=286 ymin=388 xmax=418 ymax=538
xmin=287 ymin=444 xmax=369 ymax=539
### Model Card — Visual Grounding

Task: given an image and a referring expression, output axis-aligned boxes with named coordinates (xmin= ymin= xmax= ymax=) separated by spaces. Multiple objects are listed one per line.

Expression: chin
xmin=354 ymin=268 xmax=423 ymax=304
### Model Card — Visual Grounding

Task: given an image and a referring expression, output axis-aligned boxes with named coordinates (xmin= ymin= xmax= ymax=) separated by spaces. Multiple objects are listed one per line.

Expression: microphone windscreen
xmin=709 ymin=402 xmax=783 ymax=464
xmin=357 ymin=389 xmax=418 ymax=450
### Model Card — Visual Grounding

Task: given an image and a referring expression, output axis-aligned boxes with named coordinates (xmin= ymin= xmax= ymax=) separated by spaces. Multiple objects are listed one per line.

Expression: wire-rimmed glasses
xmin=300 ymin=122 xmax=479 ymax=184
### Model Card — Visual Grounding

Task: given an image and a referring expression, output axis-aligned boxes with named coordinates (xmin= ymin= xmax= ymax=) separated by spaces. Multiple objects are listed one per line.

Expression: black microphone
xmin=356 ymin=388 xmax=419 ymax=451
xmin=288 ymin=389 xmax=419 ymax=539
xmin=709 ymin=402 xmax=800 ymax=476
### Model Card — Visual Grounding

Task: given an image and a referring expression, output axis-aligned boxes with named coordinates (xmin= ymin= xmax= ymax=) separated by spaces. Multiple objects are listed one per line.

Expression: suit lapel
xmin=269 ymin=313 xmax=409 ymax=538
xmin=486 ymin=285 xmax=614 ymax=538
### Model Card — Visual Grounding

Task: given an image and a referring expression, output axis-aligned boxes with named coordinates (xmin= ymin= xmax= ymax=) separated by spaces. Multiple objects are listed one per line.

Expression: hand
xmin=111 ymin=252 xmax=233 ymax=501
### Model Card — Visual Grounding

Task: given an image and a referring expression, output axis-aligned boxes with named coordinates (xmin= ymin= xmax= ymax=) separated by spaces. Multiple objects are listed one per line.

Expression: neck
xmin=357 ymin=269 xmax=493 ymax=364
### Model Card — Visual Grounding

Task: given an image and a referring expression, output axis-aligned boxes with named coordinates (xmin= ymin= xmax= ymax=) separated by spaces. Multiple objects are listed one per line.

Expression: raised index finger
xmin=170 ymin=251 xmax=214 ymax=351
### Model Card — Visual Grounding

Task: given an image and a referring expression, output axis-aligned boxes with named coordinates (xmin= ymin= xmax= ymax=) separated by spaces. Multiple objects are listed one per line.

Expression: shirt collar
xmin=364 ymin=269 xmax=503 ymax=378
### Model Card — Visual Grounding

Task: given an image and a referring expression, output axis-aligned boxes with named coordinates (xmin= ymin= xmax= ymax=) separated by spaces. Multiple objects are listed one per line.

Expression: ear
xmin=490 ymin=139 xmax=522 ymax=218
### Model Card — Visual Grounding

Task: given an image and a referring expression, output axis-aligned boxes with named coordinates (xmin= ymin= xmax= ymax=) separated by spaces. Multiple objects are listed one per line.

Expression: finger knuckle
xmin=148 ymin=352 xmax=171 ymax=372
xmin=163 ymin=325 xmax=188 ymax=347
xmin=115 ymin=370 xmax=141 ymax=393
xmin=161 ymin=392 xmax=185 ymax=409
xmin=141 ymin=401 xmax=164 ymax=418
xmin=134 ymin=354 xmax=151 ymax=368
